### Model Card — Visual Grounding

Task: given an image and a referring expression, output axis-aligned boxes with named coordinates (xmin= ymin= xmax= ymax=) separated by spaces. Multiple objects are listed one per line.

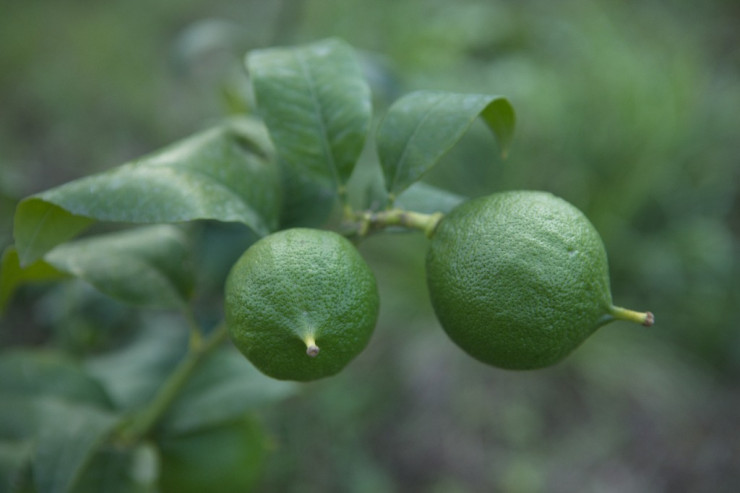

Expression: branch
xmin=345 ymin=208 xmax=444 ymax=239
xmin=119 ymin=321 xmax=228 ymax=442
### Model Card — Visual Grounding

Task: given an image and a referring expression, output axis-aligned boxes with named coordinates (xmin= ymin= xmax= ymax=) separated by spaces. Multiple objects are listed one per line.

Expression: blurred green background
xmin=1 ymin=0 xmax=739 ymax=491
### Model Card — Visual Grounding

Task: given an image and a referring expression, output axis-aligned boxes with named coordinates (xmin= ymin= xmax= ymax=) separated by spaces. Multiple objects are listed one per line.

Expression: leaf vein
xmin=296 ymin=51 xmax=340 ymax=187
xmin=390 ymin=94 xmax=446 ymax=194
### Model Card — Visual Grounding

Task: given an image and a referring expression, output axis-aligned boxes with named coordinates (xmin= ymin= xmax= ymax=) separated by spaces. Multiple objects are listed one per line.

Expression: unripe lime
xmin=426 ymin=191 xmax=653 ymax=370
xmin=225 ymin=228 xmax=379 ymax=381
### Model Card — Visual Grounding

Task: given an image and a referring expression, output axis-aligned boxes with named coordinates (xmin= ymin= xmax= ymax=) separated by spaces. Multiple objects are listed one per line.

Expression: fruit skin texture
xmin=426 ymin=191 xmax=615 ymax=370
xmin=226 ymin=228 xmax=379 ymax=381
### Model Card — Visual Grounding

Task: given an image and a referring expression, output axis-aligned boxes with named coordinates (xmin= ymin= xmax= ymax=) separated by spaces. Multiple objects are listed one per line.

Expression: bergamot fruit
xmin=426 ymin=190 xmax=653 ymax=370
xmin=225 ymin=228 xmax=379 ymax=381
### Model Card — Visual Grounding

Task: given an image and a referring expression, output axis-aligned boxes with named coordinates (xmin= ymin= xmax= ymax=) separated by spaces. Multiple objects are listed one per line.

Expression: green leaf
xmin=1 ymin=246 xmax=68 ymax=313
xmin=0 ymin=396 xmax=127 ymax=493
xmin=0 ymin=439 xmax=34 ymax=493
xmin=84 ymin=321 xmax=188 ymax=411
xmin=12 ymin=202 xmax=95 ymax=269
xmin=158 ymin=345 xmax=296 ymax=436
xmin=0 ymin=352 xmax=126 ymax=493
xmin=247 ymin=38 xmax=371 ymax=225
xmin=32 ymin=399 xmax=118 ymax=493
xmin=377 ymin=91 xmax=515 ymax=198
xmin=247 ymin=37 xmax=371 ymax=186
xmin=0 ymin=396 xmax=39 ymax=442
xmin=72 ymin=443 xmax=158 ymax=493
xmin=0 ymin=191 xmax=17 ymax=250
xmin=157 ymin=417 xmax=267 ymax=493
xmin=0 ymin=350 xmax=113 ymax=411
xmin=13 ymin=118 xmax=280 ymax=265
xmin=2 ymin=225 xmax=195 ymax=311
xmin=44 ymin=225 xmax=195 ymax=309
xmin=395 ymin=182 xmax=466 ymax=215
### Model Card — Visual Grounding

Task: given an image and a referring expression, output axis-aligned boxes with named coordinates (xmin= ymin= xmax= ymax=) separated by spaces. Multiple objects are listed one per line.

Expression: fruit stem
xmin=338 ymin=185 xmax=352 ymax=220
xmin=351 ymin=209 xmax=443 ymax=238
xmin=119 ymin=321 xmax=228 ymax=443
xmin=609 ymin=306 xmax=655 ymax=327
xmin=304 ymin=336 xmax=320 ymax=357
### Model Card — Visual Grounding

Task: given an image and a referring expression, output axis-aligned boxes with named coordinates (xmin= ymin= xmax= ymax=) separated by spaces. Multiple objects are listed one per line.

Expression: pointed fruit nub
xmin=304 ymin=336 xmax=320 ymax=357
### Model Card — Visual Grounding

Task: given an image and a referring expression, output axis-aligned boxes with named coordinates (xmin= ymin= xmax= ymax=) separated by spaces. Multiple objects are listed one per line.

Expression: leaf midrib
xmin=389 ymin=93 xmax=446 ymax=194
xmin=295 ymin=50 xmax=340 ymax=187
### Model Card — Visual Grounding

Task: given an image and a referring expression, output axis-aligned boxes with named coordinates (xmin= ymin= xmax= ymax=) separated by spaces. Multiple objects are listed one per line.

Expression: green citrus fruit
xmin=225 ymin=228 xmax=379 ymax=381
xmin=426 ymin=190 xmax=653 ymax=370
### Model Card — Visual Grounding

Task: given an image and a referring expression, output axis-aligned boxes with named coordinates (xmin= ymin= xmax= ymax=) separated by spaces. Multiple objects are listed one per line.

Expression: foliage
xmin=1 ymin=35 xmax=517 ymax=491
xmin=2 ymin=1 xmax=739 ymax=491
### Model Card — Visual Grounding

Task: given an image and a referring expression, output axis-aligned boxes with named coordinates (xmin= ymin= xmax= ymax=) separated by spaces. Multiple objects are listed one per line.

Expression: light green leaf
xmin=0 ymin=396 xmax=39 ymax=443
xmin=32 ymin=400 xmax=118 ymax=493
xmin=1 ymin=246 xmax=68 ymax=313
xmin=2 ymin=225 xmax=195 ymax=311
xmin=0 ymin=352 xmax=127 ymax=493
xmin=377 ymin=91 xmax=515 ymax=198
xmin=44 ymin=225 xmax=195 ymax=309
xmin=159 ymin=345 xmax=296 ymax=436
xmin=12 ymin=201 xmax=95 ymax=270
xmin=0 ymin=350 xmax=113 ymax=411
xmin=13 ymin=118 xmax=280 ymax=265
xmin=395 ymin=182 xmax=467 ymax=215
xmin=247 ymin=38 xmax=371 ymax=185
xmin=247 ymin=38 xmax=371 ymax=225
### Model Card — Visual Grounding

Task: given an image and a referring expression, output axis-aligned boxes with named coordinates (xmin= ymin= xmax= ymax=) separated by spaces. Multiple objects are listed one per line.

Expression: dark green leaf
xmin=157 ymin=417 xmax=267 ymax=493
xmin=0 ymin=191 xmax=17 ymax=250
xmin=159 ymin=345 xmax=296 ymax=436
xmin=190 ymin=222 xmax=259 ymax=295
xmin=72 ymin=443 xmax=158 ymax=493
xmin=1 ymin=246 xmax=68 ymax=313
xmin=44 ymin=225 xmax=195 ymax=309
xmin=377 ymin=91 xmax=515 ymax=198
xmin=13 ymin=118 xmax=280 ymax=265
xmin=0 ymin=439 xmax=34 ymax=493
xmin=395 ymin=182 xmax=466 ymax=215
xmin=247 ymin=38 xmax=371 ymax=225
xmin=273 ymin=175 xmax=336 ymax=229
xmin=32 ymin=400 xmax=118 ymax=493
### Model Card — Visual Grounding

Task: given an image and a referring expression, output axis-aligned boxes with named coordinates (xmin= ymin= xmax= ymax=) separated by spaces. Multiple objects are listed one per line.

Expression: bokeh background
xmin=1 ymin=0 xmax=739 ymax=491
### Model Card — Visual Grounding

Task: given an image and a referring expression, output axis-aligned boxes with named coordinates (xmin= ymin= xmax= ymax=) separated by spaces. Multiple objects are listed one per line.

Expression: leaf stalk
xmin=348 ymin=209 xmax=443 ymax=239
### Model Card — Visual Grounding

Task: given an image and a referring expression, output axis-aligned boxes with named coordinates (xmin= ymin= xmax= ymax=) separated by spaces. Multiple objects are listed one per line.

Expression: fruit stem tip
xmin=610 ymin=306 xmax=655 ymax=327
xmin=304 ymin=336 xmax=320 ymax=357
xmin=306 ymin=344 xmax=320 ymax=357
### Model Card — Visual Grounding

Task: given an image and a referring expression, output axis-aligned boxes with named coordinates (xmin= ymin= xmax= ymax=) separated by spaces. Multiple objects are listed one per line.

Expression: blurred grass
xmin=1 ymin=0 xmax=739 ymax=491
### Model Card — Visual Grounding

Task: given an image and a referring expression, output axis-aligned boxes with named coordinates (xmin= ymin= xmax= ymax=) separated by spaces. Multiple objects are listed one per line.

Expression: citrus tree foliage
xmin=1 ymin=38 xmax=516 ymax=492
